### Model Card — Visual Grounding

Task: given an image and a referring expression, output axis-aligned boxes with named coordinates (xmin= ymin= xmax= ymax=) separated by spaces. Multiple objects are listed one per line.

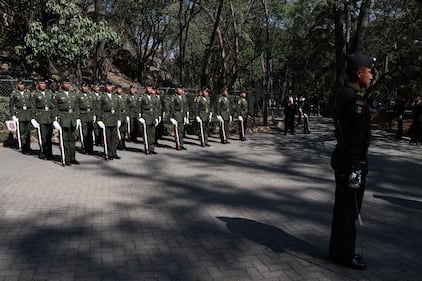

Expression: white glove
xmin=93 ymin=115 xmax=97 ymax=122
xmin=138 ymin=113 xmax=142 ymax=118
xmin=158 ymin=116 xmax=162 ymax=123
xmin=209 ymin=112 xmax=213 ymax=120
xmin=117 ymin=120 xmax=122 ymax=128
xmin=76 ymin=119 xmax=82 ymax=130
xmin=12 ymin=115 xmax=17 ymax=121
xmin=229 ymin=115 xmax=233 ymax=123
xmin=55 ymin=116 xmax=58 ymax=122
xmin=183 ymin=117 xmax=188 ymax=125
xmin=154 ymin=118 xmax=159 ymax=127
xmin=349 ymin=170 xmax=362 ymax=189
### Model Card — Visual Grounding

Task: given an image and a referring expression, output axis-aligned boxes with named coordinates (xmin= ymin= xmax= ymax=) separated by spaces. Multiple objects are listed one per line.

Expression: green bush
xmin=0 ymin=97 xmax=10 ymax=127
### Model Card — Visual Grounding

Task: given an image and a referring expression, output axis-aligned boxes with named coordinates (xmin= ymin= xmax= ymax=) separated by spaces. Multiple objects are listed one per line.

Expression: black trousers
xmin=40 ymin=123 xmax=53 ymax=157
xmin=329 ymin=170 xmax=366 ymax=262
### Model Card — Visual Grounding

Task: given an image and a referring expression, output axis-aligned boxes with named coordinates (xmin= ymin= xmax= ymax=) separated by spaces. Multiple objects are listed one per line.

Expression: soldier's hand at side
xmin=154 ymin=118 xmax=159 ymax=127
xmin=348 ymin=170 xmax=362 ymax=189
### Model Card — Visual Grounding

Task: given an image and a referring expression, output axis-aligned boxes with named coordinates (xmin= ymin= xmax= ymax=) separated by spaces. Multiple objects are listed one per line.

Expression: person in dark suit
xmin=329 ymin=53 xmax=374 ymax=270
xmin=100 ymin=81 xmax=121 ymax=159
xmin=283 ymin=90 xmax=296 ymax=135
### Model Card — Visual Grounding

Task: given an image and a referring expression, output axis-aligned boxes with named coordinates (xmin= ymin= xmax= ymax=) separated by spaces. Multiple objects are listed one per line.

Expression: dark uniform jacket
xmin=237 ymin=97 xmax=248 ymax=118
xmin=331 ymin=83 xmax=371 ymax=173
xmin=100 ymin=93 xmax=120 ymax=127
xmin=217 ymin=96 xmax=231 ymax=121
xmin=171 ymin=94 xmax=188 ymax=122
xmin=140 ymin=94 xmax=155 ymax=125
xmin=33 ymin=90 xmax=56 ymax=124
xmin=196 ymin=96 xmax=210 ymax=122
xmin=55 ymin=90 xmax=79 ymax=128
xmin=78 ymin=92 xmax=94 ymax=123
xmin=9 ymin=90 xmax=35 ymax=121
xmin=127 ymin=94 xmax=139 ymax=118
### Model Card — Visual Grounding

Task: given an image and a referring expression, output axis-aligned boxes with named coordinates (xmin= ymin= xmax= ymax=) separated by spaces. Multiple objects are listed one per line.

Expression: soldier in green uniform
xmin=91 ymin=82 xmax=102 ymax=145
xmin=100 ymin=81 xmax=121 ymax=159
xmin=127 ymin=85 xmax=139 ymax=142
xmin=55 ymin=77 xmax=79 ymax=165
xmin=115 ymin=85 xmax=127 ymax=150
xmin=217 ymin=88 xmax=232 ymax=144
xmin=170 ymin=84 xmax=189 ymax=150
xmin=9 ymin=79 xmax=35 ymax=154
xmin=329 ymin=54 xmax=374 ymax=270
xmin=139 ymin=82 xmax=157 ymax=154
xmin=195 ymin=88 xmax=212 ymax=146
xmin=77 ymin=81 xmax=95 ymax=154
xmin=153 ymin=85 xmax=164 ymax=146
xmin=33 ymin=79 xmax=55 ymax=159
xmin=236 ymin=91 xmax=248 ymax=141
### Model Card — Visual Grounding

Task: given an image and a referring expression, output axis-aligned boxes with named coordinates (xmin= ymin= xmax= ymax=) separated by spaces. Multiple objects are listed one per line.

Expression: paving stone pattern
xmin=0 ymin=117 xmax=421 ymax=281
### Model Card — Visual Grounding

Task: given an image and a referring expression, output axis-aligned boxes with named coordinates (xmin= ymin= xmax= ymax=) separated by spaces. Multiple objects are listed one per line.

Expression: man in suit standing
xmin=100 ymin=81 xmax=121 ymax=159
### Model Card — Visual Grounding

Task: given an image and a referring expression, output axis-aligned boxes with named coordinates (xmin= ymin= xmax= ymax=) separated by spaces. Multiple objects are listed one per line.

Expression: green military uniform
xmin=153 ymin=92 xmax=163 ymax=144
xmin=196 ymin=95 xmax=211 ymax=146
xmin=100 ymin=91 xmax=120 ymax=159
xmin=77 ymin=90 xmax=95 ymax=153
xmin=237 ymin=95 xmax=248 ymax=141
xmin=55 ymin=89 xmax=79 ymax=164
xmin=117 ymin=90 xmax=128 ymax=149
xmin=91 ymin=87 xmax=102 ymax=145
xmin=9 ymin=86 xmax=35 ymax=153
xmin=170 ymin=92 xmax=189 ymax=149
xmin=127 ymin=89 xmax=139 ymax=142
xmin=329 ymin=53 xmax=373 ymax=270
xmin=217 ymin=95 xmax=231 ymax=143
xmin=139 ymin=92 xmax=156 ymax=153
xmin=33 ymin=86 xmax=56 ymax=159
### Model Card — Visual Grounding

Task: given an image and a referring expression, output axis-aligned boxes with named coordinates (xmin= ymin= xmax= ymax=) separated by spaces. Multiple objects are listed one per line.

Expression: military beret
xmin=129 ymin=85 xmax=136 ymax=89
xmin=81 ymin=81 xmax=89 ymax=87
xmin=175 ymin=83 xmax=183 ymax=89
xmin=115 ymin=84 xmax=122 ymax=88
xmin=104 ymin=80 xmax=113 ymax=85
xmin=144 ymin=82 xmax=153 ymax=88
xmin=346 ymin=53 xmax=374 ymax=69
xmin=37 ymin=78 xmax=48 ymax=83
xmin=202 ymin=87 xmax=209 ymax=92
xmin=92 ymin=81 xmax=100 ymax=87
xmin=16 ymin=79 xmax=24 ymax=84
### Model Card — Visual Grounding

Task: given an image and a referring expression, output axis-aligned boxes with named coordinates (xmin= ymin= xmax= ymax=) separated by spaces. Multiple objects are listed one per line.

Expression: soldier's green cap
xmin=16 ymin=79 xmax=24 ymax=84
xmin=346 ymin=54 xmax=374 ymax=69
xmin=104 ymin=80 xmax=113 ymax=85
xmin=60 ymin=76 xmax=71 ymax=83
xmin=36 ymin=78 xmax=48 ymax=83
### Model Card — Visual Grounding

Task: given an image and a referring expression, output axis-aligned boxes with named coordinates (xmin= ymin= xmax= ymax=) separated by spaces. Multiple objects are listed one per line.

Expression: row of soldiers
xmin=9 ymin=78 xmax=249 ymax=165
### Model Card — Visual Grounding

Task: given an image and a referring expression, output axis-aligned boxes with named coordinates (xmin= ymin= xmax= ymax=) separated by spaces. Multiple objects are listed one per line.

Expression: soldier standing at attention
xmin=100 ymin=81 xmax=120 ymax=159
xmin=217 ymin=88 xmax=232 ymax=144
xmin=153 ymin=85 xmax=164 ymax=146
xmin=329 ymin=53 xmax=374 ymax=270
xmin=139 ymin=82 xmax=157 ymax=154
xmin=33 ymin=79 xmax=55 ymax=160
xmin=283 ymin=89 xmax=296 ymax=135
xmin=115 ymin=85 xmax=127 ymax=150
xmin=127 ymin=85 xmax=139 ymax=142
xmin=55 ymin=77 xmax=79 ymax=165
xmin=9 ymin=79 xmax=35 ymax=154
xmin=170 ymin=84 xmax=189 ymax=150
xmin=237 ymin=91 xmax=248 ymax=141
xmin=196 ymin=88 xmax=212 ymax=146
xmin=77 ymin=81 xmax=94 ymax=154
xmin=91 ymin=82 xmax=102 ymax=145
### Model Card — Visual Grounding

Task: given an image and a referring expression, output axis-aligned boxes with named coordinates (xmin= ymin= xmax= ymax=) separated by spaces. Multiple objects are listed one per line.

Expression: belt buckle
xmin=68 ymin=108 xmax=73 ymax=113
xmin=111 ymin=109 xmax=115 ymax=114
xmin=45 ymin=106 xmax=49 ymax=111
xmin=23 ymin=105 xmax=27 ymax=110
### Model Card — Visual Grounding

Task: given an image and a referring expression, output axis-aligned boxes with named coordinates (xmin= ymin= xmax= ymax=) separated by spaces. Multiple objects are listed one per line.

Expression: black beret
xmin=81 ymin=81 xmax=89 ymax=87
xmin=175 ymin=83 xmax=183 ymax=89
xmin=144 ymin=82 xmax=153 ymax=88
xmin=16 ymin=79 xmax=24 ymax=84
xmin=346 ymin=54 xmax=374 ymax=69
xmin=202 ymin=87 xmax=209 ymax=92
xmin=92 ymin=81 xmax=100 ymax=87
xmin=115 ymin=84 xmax=122 ymax=88
xmin=104 ymin=80 xmax=113 ymax=85
xmin=37 ymin=78 xmax=48 ymax=83
xmin=129 ymin=85 xmax=136 ymax=89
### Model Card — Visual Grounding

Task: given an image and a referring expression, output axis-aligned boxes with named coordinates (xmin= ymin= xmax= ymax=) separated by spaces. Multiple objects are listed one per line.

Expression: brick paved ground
xmin=0 ymin=117 xmax=421 ymax=281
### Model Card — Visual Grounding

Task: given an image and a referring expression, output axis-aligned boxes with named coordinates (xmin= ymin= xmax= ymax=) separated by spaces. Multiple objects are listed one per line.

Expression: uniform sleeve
xmin=9 ymin=92 xmax=15 ymax=117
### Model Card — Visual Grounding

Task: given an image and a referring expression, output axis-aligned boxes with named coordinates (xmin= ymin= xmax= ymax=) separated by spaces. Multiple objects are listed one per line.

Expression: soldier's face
xmin=61 ymin=82 xmax=71 ymax=91
xmin=357 ymin=67 xmax=372 ymax=89
xmin=146 ymin=86 xmax=153 ymax=94
xmin=203 ymin=91 xmax=209 ymax=97
xmin=92 ymin=86 xmax=100 ymax=92
xmin=116 ymin=88 xmax=123 ymax=94
xmin=105 ymin=84 xmax=113 ymax=93
xmin=37 ymin=82 xmax=46 ymax=91
xmin=130 ymin=88 xmax=136 ymax=95
xmin=16 ymin=83 xmax=25 ymax=91
xmin=176 ymin=88 xmax=184 ymax=95
xmin=81 ymin=85 xmax=89 ymax=93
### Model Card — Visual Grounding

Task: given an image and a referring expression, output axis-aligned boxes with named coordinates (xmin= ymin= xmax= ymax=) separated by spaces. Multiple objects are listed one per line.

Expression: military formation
xmin=8 ymin=79 xmax=249 ymax=165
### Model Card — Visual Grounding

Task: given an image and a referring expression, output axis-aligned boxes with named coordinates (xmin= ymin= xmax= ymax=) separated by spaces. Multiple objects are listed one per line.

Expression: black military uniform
xmin=329 ymin=53 xmax=374 ymax=270
xmin=283 ymin=90 xmax=296 ymax=135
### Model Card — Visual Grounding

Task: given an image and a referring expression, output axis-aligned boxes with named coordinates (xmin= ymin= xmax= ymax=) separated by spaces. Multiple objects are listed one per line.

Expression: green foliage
xmin=15 ymin=0 xmax=122 ymax=75
xmin=0 ymin=96 xmax=10 ymax=126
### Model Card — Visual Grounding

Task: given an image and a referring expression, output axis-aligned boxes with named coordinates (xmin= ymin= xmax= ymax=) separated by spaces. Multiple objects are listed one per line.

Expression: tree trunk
xmin=350 ymin=0 xmax=372 ymax=53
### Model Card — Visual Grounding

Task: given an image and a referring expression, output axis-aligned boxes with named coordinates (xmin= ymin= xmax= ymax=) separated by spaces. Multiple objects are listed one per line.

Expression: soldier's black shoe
xmin=205 ymin=144 xmax=211 ymax=147
xmin=151 ymin=151 xmax=157 ymax=154
xmin=39 ymin=154 xmax=46 ymax=159
xmin=71 ymin=160 xmax=80 ymax=165
xmin=114 ymin=155 xmax=121 ymax=159
xmin=332 ymin=257 xmax=366 ymax=270
xmin=181 ymin=146 xmax=187 ymax=150
xmin=65 ymin=161 xmax=71 ymax=166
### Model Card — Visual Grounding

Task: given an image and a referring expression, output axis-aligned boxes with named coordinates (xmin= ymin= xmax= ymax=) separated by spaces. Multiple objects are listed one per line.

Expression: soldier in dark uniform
xmin=77 ymin=81 xmax=94 ymax=154
xmin=127 ymin=85 xmax=139 ymax=142
xmin=139 ymin=82 xmax=157 ymax=154
xmin=217 ymin=88 xmax=232 ymax=143
xmin=54 ymin=77 xmax=80 ymax=165
xmin=153 ymin=85 xmax=164 ymax=146
xmin=115 ymin=85 xmax=127 ymax=150
xmin=33 ymin=79 xmax=55 ymax=159
xmin=236 ymin=91 xmax=248 ymax=141
xmin=100 ymin=81 xmax=120 ymax=159
xmin=9 ymin=79 xmax=35 ymax=154
xmin=410 ymin=96 xmax=422 ymax=144
xmin=195 ymin=88 xmax=212 ymax=146
xmin=170 ymin=84 xmax=189 ymax=150
xmin=329 ymin=53 xmax=374 ymax=270
xmin=91 ymin=82 xmax=102 ymax=145
xmin=283 ymin=90 xmax=296 ymax=135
